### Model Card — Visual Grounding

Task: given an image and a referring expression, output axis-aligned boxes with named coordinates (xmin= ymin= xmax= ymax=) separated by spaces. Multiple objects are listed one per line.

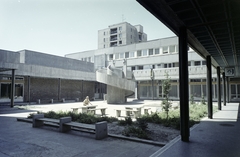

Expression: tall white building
xmin=98 ymin=22 xmax=147 ymax=49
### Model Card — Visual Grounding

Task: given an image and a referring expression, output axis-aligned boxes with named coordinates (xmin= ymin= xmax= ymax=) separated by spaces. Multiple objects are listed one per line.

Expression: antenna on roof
xmin=122 ymin=14 xmax=126 ymax=22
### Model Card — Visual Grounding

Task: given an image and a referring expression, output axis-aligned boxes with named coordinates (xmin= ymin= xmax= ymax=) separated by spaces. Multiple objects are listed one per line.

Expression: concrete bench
xmin=32 ymin=114 xmax=108 ymax=140
xmin=87 ymin=107 xmax=107 ymax=116
xmin=63 ymin=120 xmax=108 ymax=140
xmin=143 ymin=108 xmax=151 ymax=114
xmin=116 ymin=109 xmax=133 ymax=117
xmin=32 ymin=114 xmax=60 ymax=127
xmin=71 ymin=105 xmax=98 ymax=114
xmin=125 ymin=107 xmax=142 ymax=118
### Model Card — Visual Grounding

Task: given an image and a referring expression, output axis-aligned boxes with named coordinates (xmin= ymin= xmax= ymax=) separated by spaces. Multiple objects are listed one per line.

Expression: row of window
xmin=108 ymin=45 xmax=178 ymax=60
xmin=81 ymin=57 xmax=94 ymax=63
xmin=120 ymin=60 xmax=206 ymax=71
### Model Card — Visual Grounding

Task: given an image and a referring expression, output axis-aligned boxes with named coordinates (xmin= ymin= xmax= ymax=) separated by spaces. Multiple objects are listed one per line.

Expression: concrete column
xmin=58 ymin=78 xmax=61 ymax=101
xmin=177 ymin=80 xmax=179 ymax=98
xmin=82 ymin=80 xmax=84 ymax=100
xmin=135 ymin=82 xmax=139 ymax=99
xmin=151 ymin=79 xmax=154 ymax=100
xmin=28 ymin=76 xmax=30 ymax=103
xmin=217 ymin=67 xmax=221 ymax=110
xmin=226 ymin=77 xmax=230 ymax=102
xmin=179 ymin=27 xmax=189 ymax=142
xmin=223 ymin=72 xmax=226 ymax=106
xmin=10 ymin=69 xmax=15 ymax=108
xmin=213 ymin=82 xmax=216 ymax=99
xmin=206 ymin=56 xmax=213 ymax=119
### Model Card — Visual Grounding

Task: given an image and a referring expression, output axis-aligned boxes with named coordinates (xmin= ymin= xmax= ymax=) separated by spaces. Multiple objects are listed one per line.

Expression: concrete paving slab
xmin=151 ymin=103 xmax=240 ymax=157
xmin=0 ymin=104 xmax=161 ymax=157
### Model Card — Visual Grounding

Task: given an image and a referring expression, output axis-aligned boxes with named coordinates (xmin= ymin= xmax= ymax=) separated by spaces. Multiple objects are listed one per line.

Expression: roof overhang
xmin=137 ymin=0 xmax=240 ymax=77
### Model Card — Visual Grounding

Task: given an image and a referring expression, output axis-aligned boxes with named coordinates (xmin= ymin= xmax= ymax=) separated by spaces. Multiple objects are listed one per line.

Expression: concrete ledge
xmin=59 ymin=117 xmax=72 ymax=132
xmin=32 ymin=114 xmax=44 ymax=127
xmin=95 ymin=121 xmax=108 ymax=140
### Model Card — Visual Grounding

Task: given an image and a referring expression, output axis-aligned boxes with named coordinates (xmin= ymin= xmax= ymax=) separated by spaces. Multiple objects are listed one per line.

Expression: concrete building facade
xmin=66 ymin=22 xmax=240 ymax=102
xmin=0 ymin=49 xmax=95 ymax=104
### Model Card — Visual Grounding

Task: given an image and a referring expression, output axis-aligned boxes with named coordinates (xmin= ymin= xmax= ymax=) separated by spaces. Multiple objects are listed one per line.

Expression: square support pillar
xmin=179 ymin=27 xmax=189 ymax=142
xmin=217 ymin=67 xmax=221 ymax=110
xmin=10 ymin=69 xmax=15 ymax=108
xmin=226 ymin=77 xmax=230 ymax=103
xmin=58 ymin=78 xmax=61 ymax=101
xmin=222 ymin=72 xmax=226 ymax=106
xmin=28 ymin=76 xmax=30 ymax=103
xmin=206 ymin=56 xmax=213 ymax=119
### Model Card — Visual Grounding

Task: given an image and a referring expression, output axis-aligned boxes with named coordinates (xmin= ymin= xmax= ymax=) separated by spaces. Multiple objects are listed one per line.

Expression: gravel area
xmin=108 ymin=122 xmax=180 ymax=143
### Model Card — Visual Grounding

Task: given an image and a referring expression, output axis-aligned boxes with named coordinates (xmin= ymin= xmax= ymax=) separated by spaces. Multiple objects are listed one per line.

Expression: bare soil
xmin=108 ymin=122 xmax=180 ymax=143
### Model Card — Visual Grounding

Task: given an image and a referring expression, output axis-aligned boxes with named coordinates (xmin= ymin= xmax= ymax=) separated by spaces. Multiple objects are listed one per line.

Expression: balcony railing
xmin=110 ymin=30 xmax=117 ymax=34
xmin=133 ymin=66 xmax=217 ymax=81
xmin=110 ymin=37 xmax=118 ymax=41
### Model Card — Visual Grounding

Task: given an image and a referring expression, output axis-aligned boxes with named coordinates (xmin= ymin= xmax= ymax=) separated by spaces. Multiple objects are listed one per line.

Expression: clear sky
xmin=0 ymin=0 xmax=175 ymax=57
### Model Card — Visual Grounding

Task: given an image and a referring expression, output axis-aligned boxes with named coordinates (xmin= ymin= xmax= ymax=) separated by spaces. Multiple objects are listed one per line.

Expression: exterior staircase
xmin=96 ymin=66 xmax=135 ymax=104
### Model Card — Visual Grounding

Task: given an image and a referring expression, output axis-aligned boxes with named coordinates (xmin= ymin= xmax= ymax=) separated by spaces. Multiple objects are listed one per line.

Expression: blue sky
xmin=0 ymin=0 xmax=175 ymax=56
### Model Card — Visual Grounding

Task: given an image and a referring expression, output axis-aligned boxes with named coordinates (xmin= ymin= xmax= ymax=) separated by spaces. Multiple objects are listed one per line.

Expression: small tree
xmin=161 ymin=72 xmax=172 ymax=119
xmin=190 ymin=94 xmax=195 ymax=104
xmin=201 ymin=94 xmax=206 ymax=105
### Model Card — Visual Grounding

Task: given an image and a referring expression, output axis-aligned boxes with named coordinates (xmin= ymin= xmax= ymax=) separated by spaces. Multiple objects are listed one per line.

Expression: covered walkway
xmin=151 ymin=102 xmax=240 ymax=157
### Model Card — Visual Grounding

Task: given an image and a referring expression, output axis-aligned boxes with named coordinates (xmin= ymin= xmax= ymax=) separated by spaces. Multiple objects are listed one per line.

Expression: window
xmin=157 ymin=64 xmax=162 ymax=68
xmin=202 ymin=60 xmax=206 ymax=65
xmin=137 ymin=50 xmax=142 ymax=57
xmin=194 ymin=61 xmax=201 ymax=66
xmin=104 ymin=44 xmax=105 ymax=48
xmin=173 ymin=62 xmax=179 ymax=67
xmin=115 ymin=53 xmax=119 ymax=60
xmin=131 ymin=66 xmax=135 ymax=71
xmin=139 ymin=35 xmax=142 ymax=41
xmin=125 ymin=52 xmax=129 ymax=58
xmin=169 ymin=45 xmax=176 ymax=53
xmin=164 ymin=64 xmax=168 ymax=68
xmin=109 ymin=54 xmax=113 ymax=60
xmin=163 ymin=46 xmax=168 ymax=54
xmin=119 ymin=33 xmax=122 ymax=38
xmin=119 ymin=26 xmax=122 ymax=31
xmin=103 ymin=32 xmax=105 ymax=35
xmin=129 ymin=51 xmax=135 ymax=58
xmin=188 ymin=61 xmax=191 ymax=66
xmin=138 ymin=66 xmax=143 ymax=70
xmin=143 ymin=65 xmax=151 ymax=69
xmin=149 ymin=49 xmax=153 ymax=55
xmin=142 ymin=49 xmax=147 ymax=56
xmin=119 ymin=40 xmax=122 ymax=44
xmin=119 ymin=52 xmax=124 ymax=59
xmin=103 ymin=38 xmax=105 ymax=42
xmin=155 ymin=48 xmax=159 ymax=54
xmin=131 ymin=35 xmax=132 ymax=39
xmin=168 ymin=63 xmax=172 ymax=68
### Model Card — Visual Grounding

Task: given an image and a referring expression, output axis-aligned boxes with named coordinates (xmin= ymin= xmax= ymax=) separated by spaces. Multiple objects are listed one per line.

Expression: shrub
xmin=118 ymin=117 xmax=133 ymax=126
xmin=136 ymin=118 xmax=148 ymax=131
xmin=122 ymin=126 xmax=149 ymax=139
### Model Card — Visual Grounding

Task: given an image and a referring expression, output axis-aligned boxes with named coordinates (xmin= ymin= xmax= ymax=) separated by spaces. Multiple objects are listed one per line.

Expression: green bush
xmin=118 ymin=117 xmax=133 ymax=126
xmin=122 ymin=126 xmax=149 ymax=139
xmin=136 ymin=118 xmax=148 ymax=131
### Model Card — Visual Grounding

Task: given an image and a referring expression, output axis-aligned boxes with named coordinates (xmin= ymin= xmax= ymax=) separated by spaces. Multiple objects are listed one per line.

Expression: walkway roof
xmin=137 ymin=0 xmax=240 ymax=77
